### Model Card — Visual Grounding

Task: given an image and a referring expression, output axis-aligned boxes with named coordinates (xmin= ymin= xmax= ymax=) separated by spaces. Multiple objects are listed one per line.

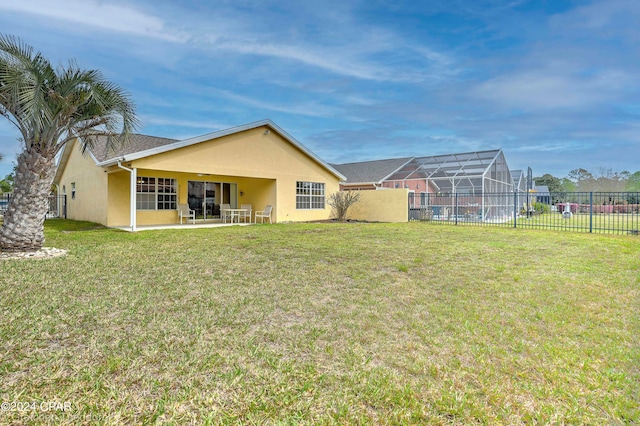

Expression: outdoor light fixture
xmin=264 ymin=130 xmax=270 ymax=135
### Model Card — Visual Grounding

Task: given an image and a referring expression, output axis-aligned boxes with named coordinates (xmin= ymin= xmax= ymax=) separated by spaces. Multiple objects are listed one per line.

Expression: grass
xmin=516 ymin=212 xmax=640 ymax=234
xmin=1 ymin=219 xmax=639 ymax=424
xmin=428 ymin=211 xmax=640 ymax=234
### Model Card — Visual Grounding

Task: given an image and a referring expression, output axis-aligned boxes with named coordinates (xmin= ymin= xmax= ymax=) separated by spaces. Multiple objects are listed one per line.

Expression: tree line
xmin=0 ymin=162 xmax=15 ymax=193
xmin=535 ymin=168 xmax=640 ymax=193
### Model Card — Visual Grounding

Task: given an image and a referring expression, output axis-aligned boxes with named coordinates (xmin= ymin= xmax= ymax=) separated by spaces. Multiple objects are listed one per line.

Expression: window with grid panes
xmin=157 ymin=178 xmax=177 ymax=210
xmin=136 ymin=177 xmax=177 ymax=210
xmin=296 ymin=181 xmax=325 ymax=209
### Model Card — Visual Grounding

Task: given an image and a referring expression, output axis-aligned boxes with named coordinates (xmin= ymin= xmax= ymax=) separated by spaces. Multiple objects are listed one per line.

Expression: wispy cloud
xmin=208 ymin=38 xmax=384 ymax=81
xmin=550 ymin=0 xmax=640 ymax=34
xmin=202 ymin=35 xmax=453 ymax=84
xmin=140 ymin=116 xmax=232 ymax=133
xmin=453 ymin=0 xmax=531 ymax=16
xmin=471 ymin=69 xmax=631 ymax=111
xmin=514 ymin=142 xmax=591 ymax=152
xmin=208 ymin=88 xmax=341 ymax=118
xmin=0 ymin=0 xmax=188 ymax=42
xmin=0 ymin=0 xmax=456 ymax=83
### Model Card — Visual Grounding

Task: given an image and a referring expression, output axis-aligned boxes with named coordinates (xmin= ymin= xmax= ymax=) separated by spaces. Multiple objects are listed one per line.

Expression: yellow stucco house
xmin=54 ymin=120 xmax=345 ymax=230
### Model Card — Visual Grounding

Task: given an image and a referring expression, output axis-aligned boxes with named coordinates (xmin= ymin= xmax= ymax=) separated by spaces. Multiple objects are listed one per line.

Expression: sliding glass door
xmin=188 ymin=181 xmax=237 ymax=220
xmin=188 ymin=181 xmax=217 ymax=219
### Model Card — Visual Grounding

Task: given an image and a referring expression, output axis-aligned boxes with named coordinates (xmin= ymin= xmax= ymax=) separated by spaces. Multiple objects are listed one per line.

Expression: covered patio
xmin=112 ymin=221 xmax=254 ymax=232
xmin=108 ymin=167 xmax=276 ymax=231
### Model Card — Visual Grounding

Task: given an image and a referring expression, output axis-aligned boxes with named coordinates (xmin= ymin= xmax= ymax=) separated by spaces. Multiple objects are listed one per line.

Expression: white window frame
xmin=296 ymin=181 xmax=325 ymax=210
xmin=136 ymin=177 xmax=177 ymax=210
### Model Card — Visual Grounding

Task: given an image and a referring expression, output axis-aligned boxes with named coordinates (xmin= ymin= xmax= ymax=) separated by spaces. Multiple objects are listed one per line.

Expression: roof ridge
xmin=331 ymin=156 xmax=414 ymax=166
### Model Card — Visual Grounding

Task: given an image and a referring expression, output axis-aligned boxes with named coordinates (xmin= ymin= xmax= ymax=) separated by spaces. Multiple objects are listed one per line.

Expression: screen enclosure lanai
xmin=394 ymin=149 xmax=517 ymax=222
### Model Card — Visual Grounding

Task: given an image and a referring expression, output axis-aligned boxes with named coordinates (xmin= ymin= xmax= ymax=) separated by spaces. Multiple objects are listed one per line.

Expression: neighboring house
xmin=334 ymin=149 xmax=517 ymax=221
xmin=54 ymin=119 xmax=345 ymax=229
xmin=331 ymin=157 xmax=417 ymax=191
xmin=331 ymin=156 xmax=442 ymax=194
xmin=333 ymin=149 xmax=513 ymax=195
xmin=534 ymin=185 xmax=551 ymax=205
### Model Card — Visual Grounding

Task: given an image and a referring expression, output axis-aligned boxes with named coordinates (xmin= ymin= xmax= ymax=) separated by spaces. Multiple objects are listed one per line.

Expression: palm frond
xmin=0 ymin=34 xmax=139 ymax=157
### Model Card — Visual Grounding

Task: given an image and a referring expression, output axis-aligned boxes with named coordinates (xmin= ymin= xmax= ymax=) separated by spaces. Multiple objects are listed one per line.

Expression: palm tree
xmin=0 ymin=35 xmax=138 ymax=252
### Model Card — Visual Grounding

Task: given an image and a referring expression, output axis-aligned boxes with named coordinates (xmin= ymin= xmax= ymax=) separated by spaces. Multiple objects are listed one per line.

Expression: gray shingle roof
xmin=331 ymin=157 xmax=413 ymax=184
xmin=89 ymin=134 xmax=178 ymax=163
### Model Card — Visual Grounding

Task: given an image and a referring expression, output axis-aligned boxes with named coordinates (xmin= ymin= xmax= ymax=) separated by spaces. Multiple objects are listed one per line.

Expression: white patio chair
xmin=255 ymin=205 xmax=272 ymax=224
xmin=240 ymin=204 xmax=252 ymax=223
xmin=220 ymin=203 xmax=231 ymax=223
xmin=178 ymin=204 xmax=195 ymax=224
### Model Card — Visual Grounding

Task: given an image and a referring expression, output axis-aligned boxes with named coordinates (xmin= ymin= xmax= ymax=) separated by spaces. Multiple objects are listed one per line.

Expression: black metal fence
xmin=0 ymin=194 xmax=67 ymax=219
xmin=409 ymin=191 xmax=640 ymax=236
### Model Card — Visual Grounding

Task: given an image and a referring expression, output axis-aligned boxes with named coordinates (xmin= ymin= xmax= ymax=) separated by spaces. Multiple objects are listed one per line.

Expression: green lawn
xmin=428 ymin=211 xmax=640 ymax=235
xmin=1 ymin=220 xmax=638 ymax=425
xmin=515 ymin=212 xmax=640 ymax=234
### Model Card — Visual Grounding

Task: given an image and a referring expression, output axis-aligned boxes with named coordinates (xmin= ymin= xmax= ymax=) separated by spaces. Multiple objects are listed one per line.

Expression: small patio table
xmin=221 ymin=208 xmax=248 ymax=224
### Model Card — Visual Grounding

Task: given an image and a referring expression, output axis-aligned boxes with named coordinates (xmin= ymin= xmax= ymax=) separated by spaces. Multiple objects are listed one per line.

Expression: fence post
xmin=455 ymin=192 xmax=458 ymax=225
xmin=513 ymin=190 xmax=518 ymax=228
xmin=589 ymin=192 xmax=593 ymax=233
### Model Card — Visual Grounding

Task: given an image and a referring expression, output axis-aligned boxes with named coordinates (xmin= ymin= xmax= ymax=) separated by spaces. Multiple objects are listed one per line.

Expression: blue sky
xmin=0 ymin=0 xmax=638 ymax=180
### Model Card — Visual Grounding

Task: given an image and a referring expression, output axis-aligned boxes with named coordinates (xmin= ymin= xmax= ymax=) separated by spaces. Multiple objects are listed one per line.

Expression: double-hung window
xmin=296 ymin=181 xmax=325 ymax=209
xmin=136 ymin=177 xmax=177 ymax=210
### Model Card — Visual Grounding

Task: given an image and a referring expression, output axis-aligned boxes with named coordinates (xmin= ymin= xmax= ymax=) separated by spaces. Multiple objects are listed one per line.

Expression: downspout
xmin=117 ymin=160 xmax=137 ymax=232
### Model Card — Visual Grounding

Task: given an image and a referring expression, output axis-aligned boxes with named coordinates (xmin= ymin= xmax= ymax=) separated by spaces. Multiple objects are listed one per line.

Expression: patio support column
xmin=130 ymin=167 xmax=137 ymax=232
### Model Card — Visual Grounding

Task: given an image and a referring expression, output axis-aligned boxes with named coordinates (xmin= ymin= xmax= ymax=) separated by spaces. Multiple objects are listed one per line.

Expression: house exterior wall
xmin=56 ymin=140 xmax=108 ymax=224
xmin=123 ymin=126 xmax=339 ymax=224
xmin=56 ymin=126 xmax=340 ymax=226
xmin=348 ymin=189 xmax=409 ymax=223
xmin=107 ymin=171 xmax=131 ymax=226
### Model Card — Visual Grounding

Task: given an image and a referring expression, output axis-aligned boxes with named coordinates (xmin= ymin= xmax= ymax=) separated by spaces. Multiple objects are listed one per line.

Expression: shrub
xmin=327 ymin=191 xmax=361 ymax=221
xmin=534 ymin=202 xmax=550 ymax=214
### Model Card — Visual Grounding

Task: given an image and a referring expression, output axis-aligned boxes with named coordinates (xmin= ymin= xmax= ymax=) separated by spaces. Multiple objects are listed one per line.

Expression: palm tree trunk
xmin=0 ymin=150 xmax=56 ymax=252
